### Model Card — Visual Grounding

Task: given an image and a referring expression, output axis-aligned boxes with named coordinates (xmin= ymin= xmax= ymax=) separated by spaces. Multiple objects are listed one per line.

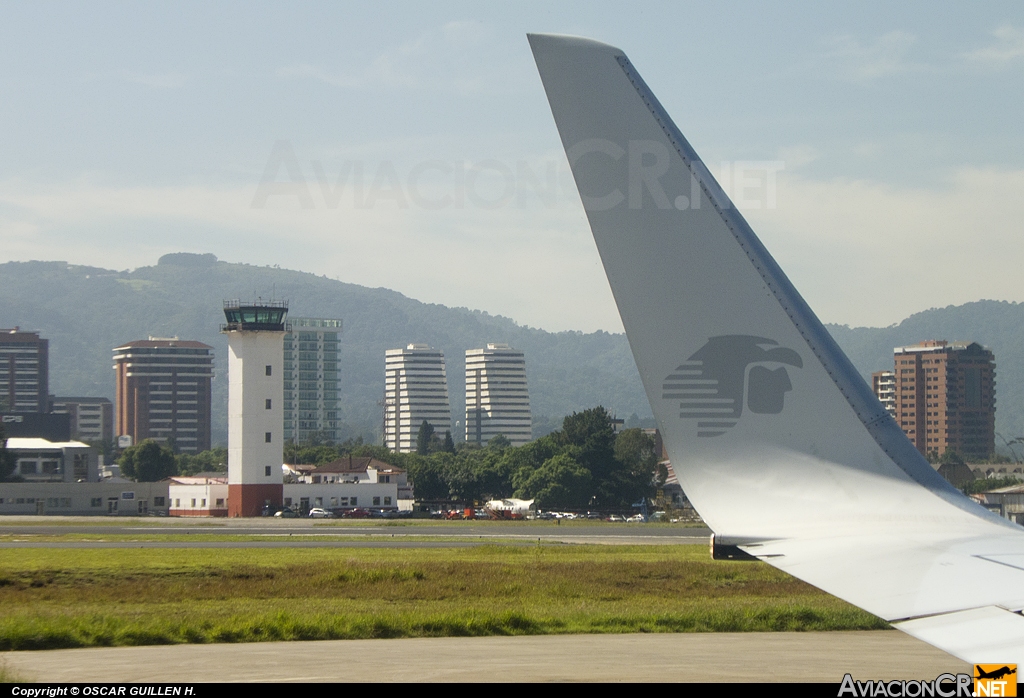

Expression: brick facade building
xmin=889 ymin=340 xmax=996 ymax=459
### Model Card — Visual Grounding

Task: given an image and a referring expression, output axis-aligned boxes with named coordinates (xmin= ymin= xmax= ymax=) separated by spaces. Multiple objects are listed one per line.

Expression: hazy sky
xmin=2 ymin=1 xmax=1023 ymax=332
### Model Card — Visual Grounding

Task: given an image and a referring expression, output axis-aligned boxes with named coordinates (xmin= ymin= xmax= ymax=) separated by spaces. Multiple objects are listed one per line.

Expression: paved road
xmin=0 ymin=632 xmax=968 ymax=683
xmin=0 ymin=516 xmax=712 ymax=547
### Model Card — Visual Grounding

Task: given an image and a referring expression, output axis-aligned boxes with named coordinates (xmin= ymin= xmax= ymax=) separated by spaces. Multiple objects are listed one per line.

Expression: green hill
xmin=0 ymin=254 xmax=648 ymax=444
xmin=0 ymin=253 xmax=1020 ymax=451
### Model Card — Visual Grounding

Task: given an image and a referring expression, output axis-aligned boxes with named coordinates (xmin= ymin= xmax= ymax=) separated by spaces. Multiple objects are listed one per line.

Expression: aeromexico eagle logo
xmin=662 ymin=335 xmax=802 ymax=437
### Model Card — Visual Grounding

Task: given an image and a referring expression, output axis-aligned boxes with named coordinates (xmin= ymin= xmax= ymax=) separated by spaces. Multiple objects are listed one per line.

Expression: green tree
xmin=487 ymin=434 xmax=511 ymax=451
xmin=301 ymin=430 xmax=335 ymax=447
xmin=963 ymin=475 xmax=1023 ymax=495
xmin=560 ymin=407 xmax=618 ymax=506
xmin=497 ymin=434 xmax=558 ymax=495
xmin=284 ymin=443 xmax=341 ymax=465
xmin=938 ymin=449 xmax=966 ymax=467
xmin=402 ymin=453 xmax=448 ymax=501
xmin=338 ymin=436 xmax=366 ymax=454
xmin=442 ymin=451 xmax=483 ymax=503
xmin=416 ymin=421 xmax=435 ymax=456
xmin=175 ymin=447 xmax=228 ymax=476
xmin=513 ymin=453 xmax=592 ymax=509
xmin=561 ymin=407 xmax=615 ymax=450
xmin=118 ymin=439 xmax=177 ymax=482
xmin=614 ymin=427 xmax=665 ymax=496
xmin=351 ymin=443 xmax=401 ymax=464
xmin=473 ymin=446 xmax=515 ymax=499
xmin=442 ymin=430 xmax=455 ymax=454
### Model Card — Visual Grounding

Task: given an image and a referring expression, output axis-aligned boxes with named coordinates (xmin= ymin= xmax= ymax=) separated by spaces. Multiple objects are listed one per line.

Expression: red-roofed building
xmin=281 ymin=456 xmax=413 ymax=514
xmin=167 ymin=473 xmax=228 ymax=517
xmin=294 ymin=456 xmax=409 ymax=494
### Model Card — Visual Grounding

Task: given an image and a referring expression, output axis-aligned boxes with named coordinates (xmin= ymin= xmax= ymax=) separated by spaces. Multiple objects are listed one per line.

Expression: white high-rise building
xmin=465 ymin=343 xmax=531 ymax=447
xmin=222 ymin=300 xmax=287 ymax=517
xmin=384 ymin=344 xmax=452 ymax=453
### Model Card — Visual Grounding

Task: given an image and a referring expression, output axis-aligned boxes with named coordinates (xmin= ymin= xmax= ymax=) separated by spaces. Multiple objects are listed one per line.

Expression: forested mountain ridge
xmin=826 ymin=299 xmax=1024 ymax=445
xmin=0 ymin=254 xmax=648 ymax=444
xmin=0 ymin=253 xmax=1020 ymax=448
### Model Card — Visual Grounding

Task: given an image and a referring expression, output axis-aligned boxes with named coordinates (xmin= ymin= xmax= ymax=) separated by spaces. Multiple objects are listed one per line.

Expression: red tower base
xmin=228 ymin=484 xmax=284 ymax=517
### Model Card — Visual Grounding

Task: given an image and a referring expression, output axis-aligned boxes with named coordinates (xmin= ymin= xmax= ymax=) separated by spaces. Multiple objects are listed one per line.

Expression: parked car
xmin=308 ymin=508 xmax=335 ymax=518
xmin=606 ymin=515 xmax=626 ymax=522
xmin=274 ymin=508 xmax=299 ymax=518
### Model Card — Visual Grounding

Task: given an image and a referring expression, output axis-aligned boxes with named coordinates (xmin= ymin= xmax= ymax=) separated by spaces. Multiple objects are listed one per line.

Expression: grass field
xmin=0 ymin=542 xmax=888 ymax=650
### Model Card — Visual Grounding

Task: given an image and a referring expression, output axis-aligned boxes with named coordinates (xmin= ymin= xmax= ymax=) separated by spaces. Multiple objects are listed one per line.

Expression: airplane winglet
xmin=529 ymin=32 xmax=1024 ymax=663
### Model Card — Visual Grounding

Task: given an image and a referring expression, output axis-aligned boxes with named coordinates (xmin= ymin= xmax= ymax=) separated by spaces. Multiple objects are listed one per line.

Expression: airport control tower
xmin=222 ymin=300 xmax=288 ymax=517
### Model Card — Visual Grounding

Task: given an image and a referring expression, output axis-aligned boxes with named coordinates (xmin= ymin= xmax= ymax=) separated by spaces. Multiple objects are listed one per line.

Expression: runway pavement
xmin=0 ymin=516 xmax=712 ymax=547
xmin=0 ymin=631 xmax=969 ymax=683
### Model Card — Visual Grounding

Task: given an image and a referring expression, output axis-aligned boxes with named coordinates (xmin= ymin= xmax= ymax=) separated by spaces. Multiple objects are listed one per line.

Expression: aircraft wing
xmin=528 ymin=32 xmax=1024 ymax=665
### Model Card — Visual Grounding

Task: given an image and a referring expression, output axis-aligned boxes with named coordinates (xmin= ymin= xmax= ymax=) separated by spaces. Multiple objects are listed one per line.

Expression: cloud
xmin=0 ymin=164 xmax=616 ymax=333
xmin=746 ymin=166 xmax=1024 ymax=326
xmin=440 ymin=20 xmax=487 ymax=45
xmin=5 ymin=159 xmax=1024 ymax=333
xmin=83 ymin=70 xmax=187 ymax=89
xmin=775 ymin=145 xmax=819 ymax=169
xmin=275 ymin=21 xmax=513 ymax=96
xmin=274 ymin=64 xmax=359 ymax=89
xmin=964 ymin=24 xmax=1024 ymax=64
xmin=819 ymin=31 xmax=923 ymax=82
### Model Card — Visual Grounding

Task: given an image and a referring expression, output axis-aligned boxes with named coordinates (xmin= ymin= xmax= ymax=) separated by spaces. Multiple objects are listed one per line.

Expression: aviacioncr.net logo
xmin=662 ymin=335 xmax=802 ymax=437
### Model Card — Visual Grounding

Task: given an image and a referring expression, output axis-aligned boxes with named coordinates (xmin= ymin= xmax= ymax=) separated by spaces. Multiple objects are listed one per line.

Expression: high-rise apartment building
xmin=383 ymin=344 xmax=452 ymax=453
xmin=891 ymin=340 xmax=996 ymax=459
xmin=113 ymin=337 xmax=214 ymax=453
xmin=465 ymin=343 xmax=531 ymax=446
xmin=0 ymin=328 xmax=48 ymax=413
xmin=50 ymin=397 xmax=114 ymax=443
xmin=283 ymin=318 xmax=342 ymax=444
xmin=871 ymin=370 xmax=896 ymax=418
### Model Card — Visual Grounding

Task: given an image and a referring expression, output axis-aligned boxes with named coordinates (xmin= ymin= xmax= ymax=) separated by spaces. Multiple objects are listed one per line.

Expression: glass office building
xmin=283 ymin=318 xmax=342 ymax=444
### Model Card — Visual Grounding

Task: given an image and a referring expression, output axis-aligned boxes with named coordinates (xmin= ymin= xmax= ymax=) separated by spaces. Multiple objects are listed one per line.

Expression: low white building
xmin=283 ymin=482 xmax=400 ymax=513
xmin=281 ymin=456 xmax=412 ymax=513
xmin=168 ymin=474 xmax=229 ymax=517
xmin=0 ymin=481 xmax=169 ymax=515
xmin=6 ymin=437 xmax=98 ymax=483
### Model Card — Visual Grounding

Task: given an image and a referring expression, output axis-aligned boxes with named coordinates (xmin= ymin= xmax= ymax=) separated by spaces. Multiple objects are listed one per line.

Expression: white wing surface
xmin=528 ymin=33 xmax=1024 ymax=664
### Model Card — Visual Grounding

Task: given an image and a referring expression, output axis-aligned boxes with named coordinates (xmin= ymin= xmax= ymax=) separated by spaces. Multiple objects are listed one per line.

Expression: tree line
xmin=115 ymin=442 xmax=227 ymax=482
xmin=2 ymin=407 xmax=665 ymax=511
xmin=287 ymin=406 xmax=665 ymax=511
